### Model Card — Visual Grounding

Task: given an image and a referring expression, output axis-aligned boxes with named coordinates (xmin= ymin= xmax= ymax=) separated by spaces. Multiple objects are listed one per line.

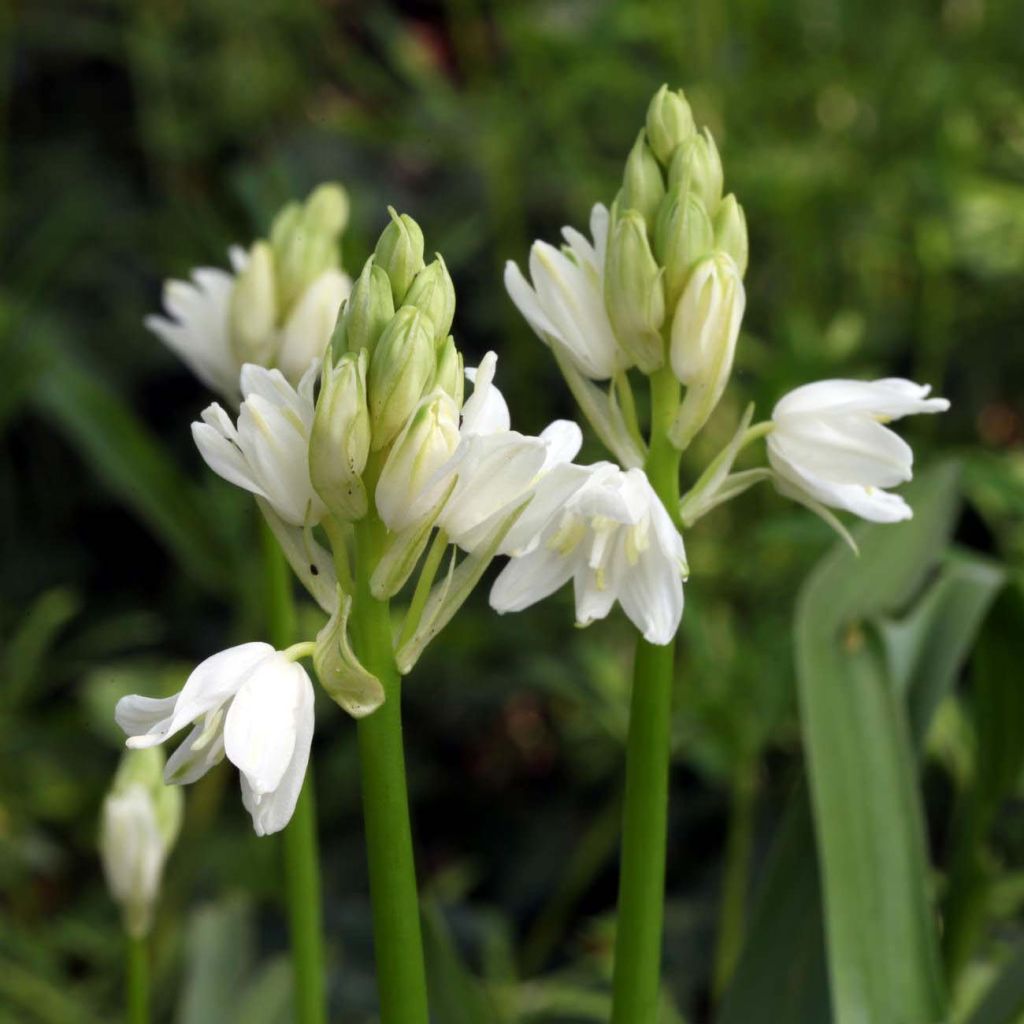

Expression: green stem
xmin=351 ymin=514 xmax=430 ymax=1024
xmin=126 ymin=934 xmax=149 ymax=1024
xmin=260 ymin=521 xmax=326 ymax=1024
xmin=712 ymin=760 xmax=757 ymax=1000
xmin=610 ymin=368 xmax=681 ymax=1024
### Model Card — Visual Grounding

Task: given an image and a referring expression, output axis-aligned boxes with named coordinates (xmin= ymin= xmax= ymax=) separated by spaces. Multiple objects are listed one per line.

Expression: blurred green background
xmin=2 ymin=1 xmax=1023 ymax=1021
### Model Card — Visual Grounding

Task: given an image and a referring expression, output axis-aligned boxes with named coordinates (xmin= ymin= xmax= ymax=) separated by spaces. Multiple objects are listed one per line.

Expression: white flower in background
xmin=192 ymin=362 xmax=326 ymax=527
xmin=145 ymin=249 xmax=247 ymax=400
xmin=504 ymin=204 xmax=630 ymax=380
xmin=100 ymin=748 xmax=183 ymax=937
xmin=115 ymin=643 xmax=315 ymax=837
xmin=768 ymin=378 xmax=950 ymax=524
xmin=376 ymin=352 xmax=583 ymax=551
xmin=490 ymin=462 xmax=687 ymax=645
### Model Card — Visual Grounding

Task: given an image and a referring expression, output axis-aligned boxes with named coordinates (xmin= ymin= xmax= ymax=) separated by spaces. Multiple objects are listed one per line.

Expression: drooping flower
xmin=99 ymin=747 xmax=182 ymax=937
xmin=115 ymin=643 xmax=315 ymax=837
xmin=504 ymin=205 xmax=630 ymax=381
xmin=490 ymin=462 xmax=687 ymax=645
xmin=192 ymin=362 xmax=326 ymax=527
xmin=767 ymin=377 xmax=950 ymax=526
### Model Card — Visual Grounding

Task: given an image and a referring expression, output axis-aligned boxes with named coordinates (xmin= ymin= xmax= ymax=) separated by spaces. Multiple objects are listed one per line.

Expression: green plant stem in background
xmin=351 ymin=513 xmax=430 ymax=1024
xmin=260 ymin=522 xmax=327 ymax=1024
xmin=126 ymin=935 xmax=149 ymax=1024
xmin=712 ymin=760 xmax=757 ymax=1000
xmin=610 ymin=369 xmax=681 ymax=1024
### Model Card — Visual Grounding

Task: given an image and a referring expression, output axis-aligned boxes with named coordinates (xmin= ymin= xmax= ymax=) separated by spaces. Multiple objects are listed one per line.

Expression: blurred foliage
xmin=1 ymin=0 xmax=1023 ymax=1021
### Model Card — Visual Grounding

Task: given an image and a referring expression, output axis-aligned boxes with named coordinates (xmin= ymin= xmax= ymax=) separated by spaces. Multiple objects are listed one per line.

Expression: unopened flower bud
xmin=304 ymin=182 xmax=350 ymax=237
xmin=310 ymin=349 xmax=371 ymax=520
xmin=342 ymin=257 xmax=395 ymax=356
xmin=655 ymin=188 xmax=714 ymax=312
xmin=100 ymin=748 xmax=182 ymax=938
xmin=668 ymin=128 xmax=724 ymax=215
xmin=404 ymin=256 xmax=456 ymax=345
xmin=368 ymin=306 xmax=436 ymax=450
xmin=604 ymin=211 xmax=666 ymax=374
xmin=229 ymin=241 xmax=279 ymax=367
xmin=374 ymin=208 xmax=426 ymax=305
xmin=713 ymin=194 xmax=748 ymax=277
xmin=433 ymin=335 xmax=464 ymax=406
xmin=376 ymin=391 xmax=460 ymax=531
xmin=646 ymin=85 xmax=696 ymax=165
xmin=669 ymin=252 xmax=745 ymax=449
xmin=619 ymin=131 xmax=666 ymax=233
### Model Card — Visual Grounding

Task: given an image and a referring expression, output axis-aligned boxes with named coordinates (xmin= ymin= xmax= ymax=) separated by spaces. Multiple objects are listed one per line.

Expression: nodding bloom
xmin=768 ymin=378 xmax=950 ymax=525
xmin=99 ymin=748 xmax=182 ymax=938
xmin=375 ymin=352 xmax=582 ymax=552
xmin=504 ymin=204 xmax=630 ymax=381
xmin=115 ymin=643 xmax=315 ymax=837
xmin=490 ymin=462 xmax=687 ymax=646
xmin=192 ymin=362 xmax=326 ymax=527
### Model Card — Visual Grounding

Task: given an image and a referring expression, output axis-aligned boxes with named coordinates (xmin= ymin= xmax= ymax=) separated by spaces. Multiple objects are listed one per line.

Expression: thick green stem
xmin=351 ymin=515 xmax=430 ymax=1024
xmin=260 ymin=521 xmax=326 ymax=1024
xmin=712 ymin=760 xmax=757 ymax=1000
xmin=610 ymin=368 xmax=681 ymax=1024
xmin=126 ymin=934 xmax=149 ymax=1024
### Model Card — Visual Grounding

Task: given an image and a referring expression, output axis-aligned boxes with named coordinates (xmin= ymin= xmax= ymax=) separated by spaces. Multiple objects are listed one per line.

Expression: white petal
xmin=277 ymin=269 xmax=349 ymax=384
xmin=461 ymin=352 xmax=511 ymax=435
xmin=573 ymin=562 xmax=620 ymax=626
xmin=504 ymin=261 xmax=560 ymax=342
xmin=618 ymin=543 xmax=685 ymax=645
xmin=192 ymin=420 xmax=267 ymax=499
xmin=224 ymin=655 xmax=307 ymax=800
xmin=239 ymin=669 xmax=314 ymax=836
xmin=163 ymin=718 xmax=227 ymax=785
xmin=774 ymin=378 xmax=950 ymax=420
xmin=538 ymin=419 xmax=583 ymax=469
xmin=490 ymin=543 xmax=577 ymax=613
xmin=115 ymin=694 xmax=178 ymax=744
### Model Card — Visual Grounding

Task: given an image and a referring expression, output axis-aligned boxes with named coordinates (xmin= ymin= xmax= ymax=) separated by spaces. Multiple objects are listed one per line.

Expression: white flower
xmin=505 ymin=204 xmax=630 ymax=380
xmin=375 ymin=352 xmax=583 ymax=552
xmin=145 ymin=248 xmax=247 ymax=400
xmin=768 ymin=378 xmax=950 ymax=523
xmin=490 ymin=463 xmax=687 ymax=645
xmin=115 ymin=643 xmax=315 ymax=837
xmin=192 ymin=362 xmax=326 ymax=526
xmin=146 ymin=247 xmax=350 ymax=401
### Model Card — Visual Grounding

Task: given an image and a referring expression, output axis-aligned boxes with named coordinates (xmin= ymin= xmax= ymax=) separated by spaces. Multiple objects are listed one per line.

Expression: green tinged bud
xmin=620 ymin=130 xmax=666 ymax=233
xmin=646 ymin=85 xmax=696 ymax=165
xmin=668 ymin=128 xmax=724 ymax=215
xmin=341 ymin=257 xmax=395 ymax=356
xmin=305 ymin=182 xmax=349 ymax=237
xmin=713 ymin=194 xmax=748 ymax=277
xmin=310 ymin=348 xmax=370 ymax=521
xmin=368 ymin=306 xmax=436 ymax=450
xmin=432 ymin=334 xmax=464 ymax=406
xmin=229 ymin=241 xmax=279 ymax=366
xmin=655 ymin=188 xmax=715 ymax=312
xmin=604 ymin=210 xmax=666 ymax=374
xmin=112 ymin=748 xmax=183 ymax=846
xmin=374 ymin=208 xmax=426 ymax=305
xmin=404 ymin=256 xmax=456 ymax=345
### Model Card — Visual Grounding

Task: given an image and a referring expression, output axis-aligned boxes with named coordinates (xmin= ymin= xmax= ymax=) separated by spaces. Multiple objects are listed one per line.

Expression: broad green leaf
xmin=794 ymin=464 xmax=961 ymax=1024
xmin=964 ymin=942 xmax=1024 ymax=1024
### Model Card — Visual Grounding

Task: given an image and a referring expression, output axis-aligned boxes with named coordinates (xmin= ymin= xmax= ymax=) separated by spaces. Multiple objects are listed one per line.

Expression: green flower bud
xmin=368 ymin=306 xmax=436 ymax=450
xmin=229 ymin=241 xmax=279 ymax=366
xmin=655 ymin=188 xmax=715 ymax=312
xmin=604 ymin=211 xmax=666 ymax=374
xmin=646 ymin=84 xmax=696 ymax=165
xmin=404 ymin=255 xmax=456 ymax=345
xmin=432 ymin=334 xmax=464 ymax=407
xmin=713 ymin=194 xmax=748 ymax=277
xmin=619 ymin=131 xmax=666 ymax=233
xmin=342 ymin=257 xmax=395 ymax=356
xmin=304 ymin=182 xmax=349 ymax=237
xmin=374 ymin=207 xmax=426 ymax=305
xmin=668 ymin=128 xmax=724 ymax=215
xmin=310 ymin=348 xmax=371 ymax=521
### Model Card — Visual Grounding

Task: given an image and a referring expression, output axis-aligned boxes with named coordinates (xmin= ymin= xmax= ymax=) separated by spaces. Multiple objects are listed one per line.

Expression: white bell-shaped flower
xmin=145 ymin=247 xmax=248 ymax=400
xmin=115 ymin=643 xmax=315 ymax=837
xmin=768 ymin=377 xmax=950 ymax=523
xmin=505 ymin=204 xmax=630 ymax=381
xmin=192 ymin=362 xmax=326 ymax=527
xmin=490 ymin=463 xmax=687 ymax=645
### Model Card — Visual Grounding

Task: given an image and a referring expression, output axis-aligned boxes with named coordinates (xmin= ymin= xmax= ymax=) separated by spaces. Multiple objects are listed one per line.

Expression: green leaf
xmin=794 ymin=464 xmax=962 ymax=1024
xmin=964 ymin=942 xmax=1024 ymax=1024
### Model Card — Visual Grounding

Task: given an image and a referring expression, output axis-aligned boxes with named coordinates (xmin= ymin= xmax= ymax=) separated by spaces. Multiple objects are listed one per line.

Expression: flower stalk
xmin=126 ymin=935 xmax=149 ymax=1024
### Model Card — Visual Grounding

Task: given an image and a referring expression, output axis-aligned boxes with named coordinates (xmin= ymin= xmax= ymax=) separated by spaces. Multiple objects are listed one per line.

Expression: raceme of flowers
xmin=118 ymin=85 xmax=948 ymax=839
